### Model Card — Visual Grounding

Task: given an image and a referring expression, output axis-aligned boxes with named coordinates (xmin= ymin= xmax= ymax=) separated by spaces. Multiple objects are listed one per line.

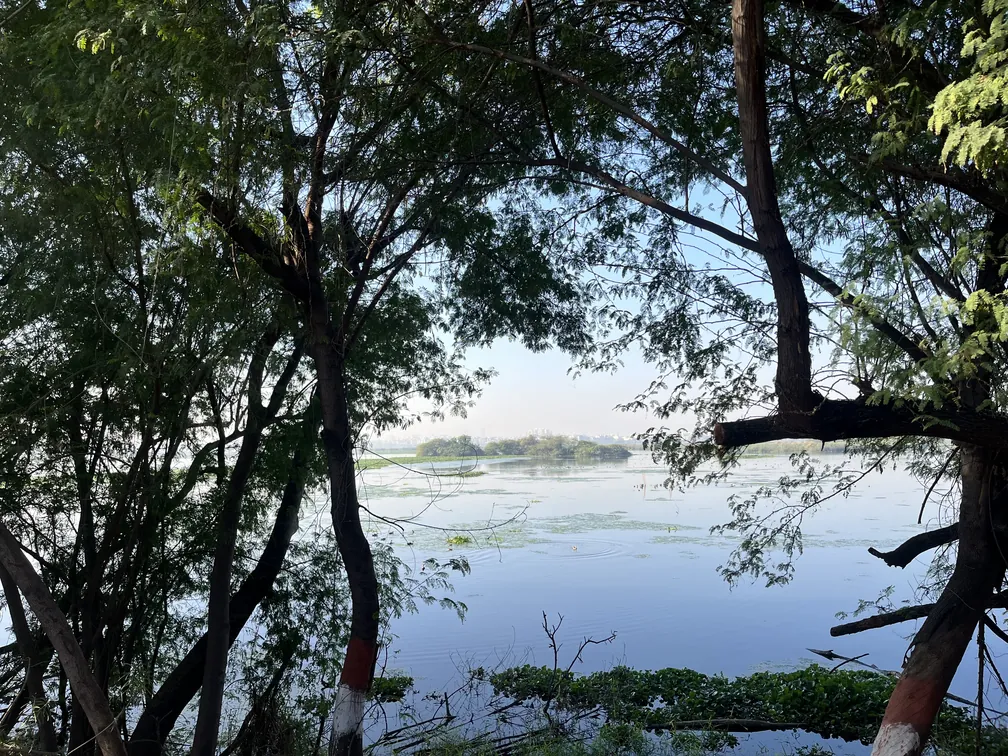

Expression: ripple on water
xmin=534 ymin=536 xmax=634 ymax=561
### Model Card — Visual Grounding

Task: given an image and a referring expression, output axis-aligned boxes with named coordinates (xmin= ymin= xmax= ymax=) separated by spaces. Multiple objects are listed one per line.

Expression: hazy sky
xmin=383 ymin=339 xmax=663 ymax=440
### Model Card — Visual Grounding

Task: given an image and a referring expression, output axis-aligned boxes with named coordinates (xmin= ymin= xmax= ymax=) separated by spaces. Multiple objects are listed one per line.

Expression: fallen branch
xmin=807 ymin=648 xmax=1007 ymax=715
xmin=868 ymin=523 xmax=959 ymax=568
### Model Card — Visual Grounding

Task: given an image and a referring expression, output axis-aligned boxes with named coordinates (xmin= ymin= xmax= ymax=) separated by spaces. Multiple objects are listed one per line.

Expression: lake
xmin=349 ymin=452 xmax=994 ymax=754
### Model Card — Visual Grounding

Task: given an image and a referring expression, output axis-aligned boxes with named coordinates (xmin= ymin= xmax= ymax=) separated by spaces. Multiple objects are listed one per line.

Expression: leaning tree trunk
xmin=314 ymin=346 xmax=379 ymax=756
xmin=0 ymin=563 xmax=58 ymax=751
xmin=872 ymin=445 xmax=1008 ymax=756
xmin=0 ymin=521 xmax=127 ymax=756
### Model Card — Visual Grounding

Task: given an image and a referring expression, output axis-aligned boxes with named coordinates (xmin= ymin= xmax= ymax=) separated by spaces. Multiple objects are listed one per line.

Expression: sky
xmin=378 ymin=339 xmax=665 ymax=442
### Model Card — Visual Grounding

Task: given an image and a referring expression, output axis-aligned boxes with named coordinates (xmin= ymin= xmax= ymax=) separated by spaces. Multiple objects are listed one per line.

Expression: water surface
xmin=350 ymin=453 xmax=991 ymax=753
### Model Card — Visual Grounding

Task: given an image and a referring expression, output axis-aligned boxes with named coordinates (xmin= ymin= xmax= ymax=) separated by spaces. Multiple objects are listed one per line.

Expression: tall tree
xmin=2 ymin=2 xmax=589 ymax=755
xmin=423 ymin=1 xmax=1008 ymax=753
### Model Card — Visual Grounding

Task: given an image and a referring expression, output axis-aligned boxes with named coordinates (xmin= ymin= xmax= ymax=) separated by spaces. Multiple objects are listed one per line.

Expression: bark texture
xmin=315 ymin=348 xmax=378 ymax=756
xmin=732 ymin=0 xmax=817 ymax=413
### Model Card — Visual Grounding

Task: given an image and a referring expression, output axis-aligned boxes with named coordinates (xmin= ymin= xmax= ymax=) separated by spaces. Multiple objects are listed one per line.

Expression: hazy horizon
xmin=375 ymin=339 xmax=661 ymax=442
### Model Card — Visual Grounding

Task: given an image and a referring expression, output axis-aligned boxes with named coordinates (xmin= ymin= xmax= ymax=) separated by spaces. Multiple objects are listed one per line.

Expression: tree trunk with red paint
xmin=729 ymin=0 xmax=1008 ymax=747
xmin=872 ymin=446 xmax=1008 ymax=755
xmin=314 ymin=347 xmax=379 ymax=756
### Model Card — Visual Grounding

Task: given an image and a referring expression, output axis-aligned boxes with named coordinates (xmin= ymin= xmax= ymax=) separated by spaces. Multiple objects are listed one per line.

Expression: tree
xmin=2 ymin=2 xmax=591 ymax=755
xmin=415 ymin=436 xmax=485 ymax=458
xmin=420 ymin=0 xmax=1008 ymax=752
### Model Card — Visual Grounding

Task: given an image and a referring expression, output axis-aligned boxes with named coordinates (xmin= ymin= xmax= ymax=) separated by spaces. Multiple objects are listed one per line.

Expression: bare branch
xmin=830 ymin=592 xmax=1008 ymax=637
xmin=868 ymin=523 xmax=959 ymax=568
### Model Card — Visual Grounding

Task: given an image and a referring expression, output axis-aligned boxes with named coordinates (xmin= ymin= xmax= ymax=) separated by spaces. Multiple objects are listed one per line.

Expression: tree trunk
xmin=731 ymin=0 xmax=817 ymax=413
xmin=128 ymin=445 xmax=308 ymax=756
xmin=733 ymin=0 xmax=818 ymax=415
xmin=0 ymin=564 xmax=57 ymax=751
xmin=188 ymin=427 xmax=264 ymax=756
xmin=872 ymin=446 xmax=1008 ymax=756
xmin=0 ymin=522 xmax=127 ymax=756
xmin=314 ymin=348 xmax=379 ymax=756
xmin=189 ymin=325 xmax=281 ymax=756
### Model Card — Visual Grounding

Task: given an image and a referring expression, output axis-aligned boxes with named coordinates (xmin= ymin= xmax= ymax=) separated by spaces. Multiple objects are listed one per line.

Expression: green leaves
xmin=930 ymin=0 xmax=1008 ymax=170
xmin=488 ymin=663 xmax=987 ymax=749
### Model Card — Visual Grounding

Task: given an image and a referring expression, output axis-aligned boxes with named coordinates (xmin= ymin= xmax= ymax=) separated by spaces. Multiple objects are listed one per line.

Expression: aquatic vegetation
xmin=537 ymin=513 xmax=696 ymax=535
xmin=486 ymin=664 xmax=1000 ymax=752
xmin=446 ymin=535 xmax=474 ymax=546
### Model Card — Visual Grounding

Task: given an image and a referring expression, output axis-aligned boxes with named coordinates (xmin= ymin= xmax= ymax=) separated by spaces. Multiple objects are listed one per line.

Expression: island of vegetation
xmin=415 ymin=435 xmax=633 ymax=461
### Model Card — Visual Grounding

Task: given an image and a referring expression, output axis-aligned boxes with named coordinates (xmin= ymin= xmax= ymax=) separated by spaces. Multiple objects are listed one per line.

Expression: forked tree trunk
xmin=313 ymin=347 xmax=379 ymax=756
xmin=872 ymin=446 xmax=1008 ymax=756
xmin=190 ymin=324 xmax=282 ymax=756
xmin=128 ymin=436 xmax=309 ymax=756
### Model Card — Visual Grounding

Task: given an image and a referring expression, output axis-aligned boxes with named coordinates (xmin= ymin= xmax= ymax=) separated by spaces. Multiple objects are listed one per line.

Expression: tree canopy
xmin=6 ymin=0 xmax=1008 ymax=753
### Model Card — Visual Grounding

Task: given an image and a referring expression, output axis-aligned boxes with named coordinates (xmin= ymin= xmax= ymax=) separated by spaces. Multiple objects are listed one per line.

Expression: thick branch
xmin=195 ymin=191 xmax=310 ymax=302
xmin=868 ymin=523 xmax=959 ymax=568
xmin=879 ymin=160 xmax=1006 ymax=215
xmin=713 ymin=399 xmax=1008 ymax=449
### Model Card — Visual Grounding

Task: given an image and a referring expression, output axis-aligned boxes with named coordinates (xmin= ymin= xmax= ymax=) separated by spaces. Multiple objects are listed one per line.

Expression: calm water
xmin=348 ymin=452 xmax=999 ymax=753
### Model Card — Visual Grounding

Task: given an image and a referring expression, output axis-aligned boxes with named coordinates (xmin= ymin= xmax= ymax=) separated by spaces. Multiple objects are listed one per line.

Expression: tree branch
xmin=429 ymin=37 xmax=748 ymax=197
xmin=713 ymin=399 xmax=1008 ymax=449
xmin=868 ymin=523 xmax=959 ymax=568
xmin=879 ymin=160 xmax=1006 ymax=215
xmin=0 ymin=523 xmax=126 ymax=756
xmin=195 ymin=191 xmax=310 ymax=302
xmin=831 ymin=592 xmax=1008 ymax=637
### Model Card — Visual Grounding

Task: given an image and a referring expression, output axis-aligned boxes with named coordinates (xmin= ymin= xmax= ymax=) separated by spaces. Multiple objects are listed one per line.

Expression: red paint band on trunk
xmin=339 ymin=636 xmax=377 ymax=690
xmin=881 ymin=674 xmax=945 ymax=737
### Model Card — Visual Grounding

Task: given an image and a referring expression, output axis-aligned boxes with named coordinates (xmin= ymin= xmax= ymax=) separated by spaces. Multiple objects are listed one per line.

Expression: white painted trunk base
xmin=871 ymin=723 xmax=921 ymax=756
xmin=330 ymin=684 xmax=365 ymax=739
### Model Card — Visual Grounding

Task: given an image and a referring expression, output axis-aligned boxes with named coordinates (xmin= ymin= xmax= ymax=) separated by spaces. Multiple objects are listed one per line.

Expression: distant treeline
xmin=415 ymin=435 xmax=633 ymax=461
xmin=739 ymin=440 xmax=847 ymax=456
